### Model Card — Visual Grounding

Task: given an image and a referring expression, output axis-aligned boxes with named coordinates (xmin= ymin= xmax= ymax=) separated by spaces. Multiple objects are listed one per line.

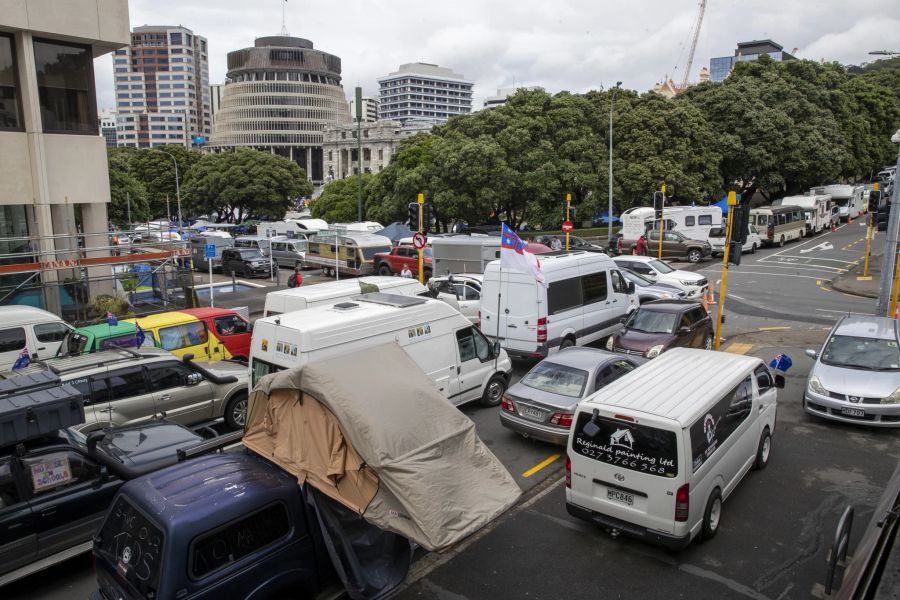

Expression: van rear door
xmin=481 ymin=268 xmax=539 ymax=355
xmin=568 ymin=410 xmax=683 ymax=535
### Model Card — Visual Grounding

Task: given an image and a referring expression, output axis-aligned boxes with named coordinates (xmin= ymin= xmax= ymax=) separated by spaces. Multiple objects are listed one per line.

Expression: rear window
xmin=95 ymin=497 xmax=164 ymax=597
xmin=520 ymin=362 xmax=588 ymax=398
xmin=572 ymin=412 xmax=678 ymax=478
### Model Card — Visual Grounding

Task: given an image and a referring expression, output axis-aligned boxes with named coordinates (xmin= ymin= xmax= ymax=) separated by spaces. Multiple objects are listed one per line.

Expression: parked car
xmin=499 ymin=347 xmax=644 ymax=444
xmin=0 ymin=306 xmax=72 ymax=369
xmin=634 ymin=230 xmax=712 ymax=263
xmin=619 ymin=268 xmax=687 ymax=303
xmin=804 ymin=315 xmax=900 ymax=427
xmin=270 ymin=237 xmax=309 ymax=270
xmin=613 ymin=256 xmax=709 ymax=299
xmin=59 ymin=322 xmax=156 ymax=355
xmin=128 ymin=307 xmax=252 ymax=362
xmin=607 ymin=299 xmax=713 ymax=357
xmin=708 ymin=224 xmax=762 ymax=257
xmin=220 ymin=248 xmax=276 ymax=278
xmin=373 ymin=244 xmax=433 ymax=278
xmin=429 ymin=273 xmax=483 ymax=323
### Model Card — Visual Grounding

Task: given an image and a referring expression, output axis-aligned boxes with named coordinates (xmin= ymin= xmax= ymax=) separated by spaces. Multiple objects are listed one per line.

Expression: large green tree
xmin=309 ymin=174 xmax=377 ymax=223
xmin=106 ymin=150 xmax=150 ymax=226
xmin=107 ymin=145 xmax=202 ymax=218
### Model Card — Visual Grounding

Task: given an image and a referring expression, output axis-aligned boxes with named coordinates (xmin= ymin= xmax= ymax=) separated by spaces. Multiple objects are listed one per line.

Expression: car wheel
xmin=559 ymin=336 xmax=576 ymax=350
xmin=750 ymin=243 xmax=757 ymax=254
xmin=378 ymin=264 xmax=392 ymax=276
xmin=224 ymin=393 xmax=248 ymax=430
xmin=480 ymin=374 xmax=507 ymax=407
xmin=702 ymin=488 xmax=723 ymax=540
xmin=754 ymin=428 xmax=771 ymax=470
xmin=779 ymin=235 xmax=785 ymax=248
xmin=703 ymin=333 xmax=713 ymax=350
xmin=242 ymin=265 xmax=252 ymax=278
xmin=687 ymin=249 xmax=702 ymax=263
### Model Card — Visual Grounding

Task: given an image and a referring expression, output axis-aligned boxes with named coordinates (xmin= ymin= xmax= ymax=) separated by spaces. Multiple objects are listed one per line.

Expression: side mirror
xmin=627 ymin=281 xmax=636 ymax=294
xmin=679 ymin=326 xmax=691 ymax=334
xmin=774 ymin=374 xmax=786 ymax=389
xmin=182 ymin=353 xmax=195 ymax=364
xmin=186 ymin=372 xmax=202 ymax=386
xmin=492 ymin=341 xmax=501 ymax=356
xmin=618 ymin=316 xmax=628 ymax=324
xmin=805 ymin=348 xmax=818 ymax=360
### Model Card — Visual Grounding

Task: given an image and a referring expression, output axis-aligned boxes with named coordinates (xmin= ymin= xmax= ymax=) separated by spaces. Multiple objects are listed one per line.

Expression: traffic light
xmin=869 ymin=190 xmax=883 ymax=214
xmin=729 ymin=241 xmax=742 ymax=266
xmin=421 ymin=203 xmax=432 ymax=234
xmin=408 ymin=202 xmax=419 ymax=229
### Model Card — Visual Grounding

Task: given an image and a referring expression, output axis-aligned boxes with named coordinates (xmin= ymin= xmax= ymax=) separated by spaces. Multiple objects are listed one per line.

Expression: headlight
xmin=606 ymin=336 xmax=615 ymax=351
xmin=881 ymin=387 xmax=900 ymax=404
xmin=646 ymin=344 xmax=665 ymax=358
xmin=808 ymin=376 xmax=826 ymax=395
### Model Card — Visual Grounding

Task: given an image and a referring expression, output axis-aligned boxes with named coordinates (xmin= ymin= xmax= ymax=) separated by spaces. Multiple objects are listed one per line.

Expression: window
xmin=548 ymin=277 xmax=583 ymax=315
xmin=34 ymin=322 xmax=70 ymax=343
xmin=573 ymin=412 xmax=678 ymax=478
xmin=664 ymin=232 xmax=680 ymax=242
xmin=251 ymin=358 xmax=284 ymax=387
xmin=690 ymin=376 xmax=753 ymax=472
xmin=0 ymin=458 xmax=19 ymax=509
xmin=33 ymin=38 xmax=97 ymax=134
xmin=147 ymin=361 xmax=192 ymax=392
xmin=170 ymin=32 xmax=182 ymax=45
xmin=214 ymin=315 xmax=249 ymax=336
xmin=610 ymin=270 xmax=627 ymax=294
xmin=0 ymin=33 xmax=22 ymax=130
xmin=107 ymin=367 xmax=147 ymax=401
xmin=688 ymin=307 xmax=707 ymax=324
xmin=95 ymin=497 xmax=164 ymax=597
xmin=685 ymin=216 xmax=695 ymax=227
xmin=22 ymin=450 xmax=99 ymax=495
xmin=0 ymin=327 xmax=26 ymax=353
xmin=158 ymin=322 xmax=208 ymax=351
xmin=456 ymin=327 xmax=490 ymax=362
xmin=698 ymin=215 xmax=713 ymax=226
xmin=754 ymin=365 xmax=774 ymax=393
xmin=581 ymin=272 xmax=608 ymax=304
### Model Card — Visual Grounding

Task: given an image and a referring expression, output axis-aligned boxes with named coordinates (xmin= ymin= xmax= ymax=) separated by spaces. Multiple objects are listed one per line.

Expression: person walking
xmin=400 ymin=264 xmax=414 ymax=278
xmin=288 ymin=266 xmax=303 ymax=288
xmin=635 ymin=234 xmax=648 ymax=256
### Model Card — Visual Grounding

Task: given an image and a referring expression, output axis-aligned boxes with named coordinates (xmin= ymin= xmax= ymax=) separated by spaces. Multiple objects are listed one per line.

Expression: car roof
xmin=640 ymin=299 xmax=703 ymax=312
xmin=582 ymin=348 xmax=762 ymax=427
xmin=179 ymin=307 xmax=238 ymax=320
xmin=9 ymin=348 xmax=174 ymax=377
xmin=539 ymin=347 xmax=631 ymax=371
xmin=129 ymin=310 xmax=198 ymax=329
xmin=75 ymin=322 xmax=138 ymax=336
xmin=613 ymin=256 xmax=656 ymax=264
xmin=834 ymin=315 xmax=898 ymax=340
xmin=0 ymin=305 xmax=64 ymax=323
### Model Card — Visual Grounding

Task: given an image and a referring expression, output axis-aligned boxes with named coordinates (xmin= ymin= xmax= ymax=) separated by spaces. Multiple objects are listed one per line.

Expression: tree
xmin=107 ymin=145 xmax=202 ymax=218
xmin=182 ymin=149 xmax=312 ymax=222
xmin=309 ymin=174 xmax=376 ymax=223
xmin=106 ymin=150 xmax=150 ymax=226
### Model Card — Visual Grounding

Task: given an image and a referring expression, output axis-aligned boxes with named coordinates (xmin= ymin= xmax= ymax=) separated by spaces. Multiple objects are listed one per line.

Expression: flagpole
xmin=495 ymin=264 xmax=502 ymax=370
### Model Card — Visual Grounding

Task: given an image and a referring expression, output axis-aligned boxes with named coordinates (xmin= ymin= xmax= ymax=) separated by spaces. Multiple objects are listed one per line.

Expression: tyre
xmin=480 ymin=374 xmax=507 ymax=407
xmin=703 ymin=333 xmax=713 ymax=350
xmin=378 ymin=264 xmax=392 ymax=276
xmin=224 ymin=393 xmax=248 ymax=430
xmin=559 ymin=336 xmax=576 ymax=350
xmin=754 ymin=428 xmax=772 ymax=470
xmin=750 ymin=243 xmax=757 ymax=254
xmin=687 ymin=248 xmax=702 ymax=263
xmin=702 ymin=488 xmax=723 ymax=540
xmin=242 ymin=265 xmax=252 ymax=278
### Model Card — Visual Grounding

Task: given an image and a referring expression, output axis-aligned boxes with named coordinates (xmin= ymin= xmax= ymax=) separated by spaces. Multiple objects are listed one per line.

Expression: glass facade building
xmin=708 ymin=40 xmax=795 ymax=82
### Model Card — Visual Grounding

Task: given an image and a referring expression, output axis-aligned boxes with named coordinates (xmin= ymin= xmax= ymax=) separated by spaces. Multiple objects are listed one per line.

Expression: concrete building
xmin=377 ymin=62 xmax=473 ymax=124
xmin=322 ymin=119 xmax=430 ymax=180
xmin=207 ymin=35 xmax=351 ymax=182
xmin=114 ymin=25 xmax=212 ymax=147
xmin=99 ymin=108 xmax=117 ymax=147
xmin=0 ymin=0 xmax=129 ymax=314
xmin=482 ymin=86 xmax=542 ymax=109
xmin=349 ymin=95 xmax=378 ymax=122
xmin=209 ymin=82 xmax=224 ymax=124
xmin=709 ymin=40 xmax=796 ymax=82
xmin=652 ymin=67 xmax=709 ymax=98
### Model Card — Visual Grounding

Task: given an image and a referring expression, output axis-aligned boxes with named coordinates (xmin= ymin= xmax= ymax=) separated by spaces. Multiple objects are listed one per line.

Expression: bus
xmin=303 ymin=231 xmax=392 ymax=277
xmin=750 ymin=205 xmax=806 ymax=247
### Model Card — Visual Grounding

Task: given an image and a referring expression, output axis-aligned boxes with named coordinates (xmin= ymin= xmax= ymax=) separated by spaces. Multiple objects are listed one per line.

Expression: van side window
xmin=689 ymin=376 xmax=753 ymax=472
xmin=699 ymin=215 xmax=712 ymax=225
xmin=456 ymin=327 xmax=490 ymax=362
xmin=755 ymin=365 xmax=774 ymax=392
xmin=581 ymin=272 xmax=608 ymax=304
xmin=684 ymin=216 xmax=695 ymax=226
xmin=610 ymin=270 xmax=627 ymax=294
xmin=108 ymin=367 xmax=149 ymax=401
xmin=0 ymin=327 xmax=26 ymax=353
xmin=548 ymin=278 xmax=583 ymax=314
xmin=34 ymin=322 xmax=69 ymax=343
xmin=159 ymin=322 xmax=208 ymax=351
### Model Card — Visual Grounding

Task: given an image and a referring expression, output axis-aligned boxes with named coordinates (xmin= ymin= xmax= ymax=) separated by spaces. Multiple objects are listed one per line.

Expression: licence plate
xmin=520 ymin=406 xmax=545 ymax=420
xmin=841 ymin=407 xmax=866 ymax=418
xmin=607 ymin=489 xmax=634 ymax=506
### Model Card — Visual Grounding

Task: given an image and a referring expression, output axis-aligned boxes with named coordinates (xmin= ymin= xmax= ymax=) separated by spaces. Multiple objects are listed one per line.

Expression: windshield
xmin=520 ymin=362 xmax=589 ymax=398
xmin=95 ymin=497 xmax=164 ymax=597
xmin=62 ymin=332 xmax=89 ymax=355
xmin=626 ymin=309 xmax=677 ymax=334
xmin=621 ymin=269 xmax=653 ymax=287
xmin=821 ymin=334 xmax=900 ymax=371
xmin=573 ymin=413 xmax=678 ymax=478
xmin=707 ymin=227 xmax=724 ymax=238
xmin=649 ymin=259 xmax=675 ymax=274
xmin=239 ymin=250 xmax=265 ymax=260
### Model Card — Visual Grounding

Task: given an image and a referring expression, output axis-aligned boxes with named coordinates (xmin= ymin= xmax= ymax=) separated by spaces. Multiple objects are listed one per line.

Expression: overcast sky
xmin=94 ymin=0 xmax=900 ymax=111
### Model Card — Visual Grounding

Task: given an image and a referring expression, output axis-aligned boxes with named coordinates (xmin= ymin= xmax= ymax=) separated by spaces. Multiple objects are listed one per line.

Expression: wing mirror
xmin=492 ymin=341 xmax=502 ymax=356
xmin=679 ymin=326 xmax=691 ymax=334
xmin=774 ymin=374 xmax=786 ymax=389
xmin=186 ymin=372 xmax=203 ymax=386
xmin=805 ymin=348 xmax=818 ymax=360
xmin=627 ymin=282 xmax=636 ymax=294
xmin=182 ymin=353 xmax=195 ymax=364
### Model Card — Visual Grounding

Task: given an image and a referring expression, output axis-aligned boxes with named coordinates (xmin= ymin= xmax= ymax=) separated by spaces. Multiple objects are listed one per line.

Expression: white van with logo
xmin=263 ymin=276 xmax=426 ymax=317
xmin=480 ymin=252 xmax=638 ymax=359
xmin=647 ymin=206 xmax=723 ymax=243
xmin=251 ymin=293 xmax=512 ymax=407
xmin=0 ymin=306 xmax=72 ymax=369
xmin=565 ymin=348 xmax=783 ymax=549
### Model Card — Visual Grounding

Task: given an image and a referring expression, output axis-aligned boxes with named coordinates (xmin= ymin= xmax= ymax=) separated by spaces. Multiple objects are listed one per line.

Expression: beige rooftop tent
xmin=244 ymin=343 xmax=522 ymax=551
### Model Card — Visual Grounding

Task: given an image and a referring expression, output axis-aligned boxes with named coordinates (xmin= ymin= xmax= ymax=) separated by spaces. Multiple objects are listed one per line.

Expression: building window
xmin=0 ymin=34 xmax=22 ymax=130
xmin=33 ymin=38 xmax=97 ymax=134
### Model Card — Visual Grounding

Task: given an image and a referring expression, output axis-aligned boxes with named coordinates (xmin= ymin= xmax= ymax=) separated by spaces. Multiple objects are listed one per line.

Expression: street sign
xmin=204 ymin=244 xmax=216 ymax=258
xmin=562 ymin=220 xmax=573 ymax=233
xmin=413 ymin=232 xmax=427 ymax=249
xmin=318 ymin=230 xmax=336 ymax=237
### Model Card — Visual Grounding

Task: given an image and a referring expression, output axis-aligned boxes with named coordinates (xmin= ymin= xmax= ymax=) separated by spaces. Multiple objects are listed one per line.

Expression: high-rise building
xmin=99 ymin=109 xmax=118 ymax=147
xmin=709 ymin=40 xmax=796 ymax=82
xmin=113 ymin=25 xmax=212 ymax=147
xmin=209 ymin=82 xmax=224 ymax=125
xmin=207 ymin=35 xmax=351 ymax=182
xmin=349 ymin=96 xmax=378 ymax=122
xmin=377 ymin=63 xmax=473 ymax=125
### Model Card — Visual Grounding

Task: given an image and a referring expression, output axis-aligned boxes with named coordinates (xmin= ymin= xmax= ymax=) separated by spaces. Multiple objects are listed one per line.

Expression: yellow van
xmin=126 ymin=308 xmax=252 ymax=362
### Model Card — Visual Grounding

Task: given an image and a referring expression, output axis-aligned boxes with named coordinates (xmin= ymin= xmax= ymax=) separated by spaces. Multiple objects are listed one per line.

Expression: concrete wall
xmin=0 ymin=0 xmax=129 ymax=53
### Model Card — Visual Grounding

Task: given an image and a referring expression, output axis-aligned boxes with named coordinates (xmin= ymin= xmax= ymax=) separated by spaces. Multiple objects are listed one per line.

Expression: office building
xmin=323 ymin=120 xmax=429 ymax=180
xmin=113 ymin=25 xmax=212 ymax=147
xmin=483 ymin=86 xmax=542 ymax=109
xmin=0 ymin=0 xmax=129 ymax=314
xmin=99 ymin=109 xmax=118 ymax=147
xmin=349 ymin=96 xmax=378 ymax=122
xmin=709 ymin=40 xmax=796 ymax=82
xmin=377 ymin=62 xmax=473 ymax=124
xmin=207 ymin=35 xmax=351 ymax=182
xmin=209 ymin=82 xmax=224 ymax=124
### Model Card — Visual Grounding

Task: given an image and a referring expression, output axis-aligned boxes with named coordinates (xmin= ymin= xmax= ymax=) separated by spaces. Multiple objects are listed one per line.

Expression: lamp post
xmin=155 ymin=148 xmax=182 ymax=239
xmin=608 ymin=81 xmax=622 ymax=245
xmin=876 ymin=129 xmax=900 ymax=317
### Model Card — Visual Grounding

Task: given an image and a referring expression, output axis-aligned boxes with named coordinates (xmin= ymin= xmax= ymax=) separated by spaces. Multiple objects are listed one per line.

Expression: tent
xmin=374 ymin=222 xmax=413 ymax=243
xmin=712 ymin=193 xmax=742 ymax=215
xmin=594 ymin=210 xmax=620 ymax=225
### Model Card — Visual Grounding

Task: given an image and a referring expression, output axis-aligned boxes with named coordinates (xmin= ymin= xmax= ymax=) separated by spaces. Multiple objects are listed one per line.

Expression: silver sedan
xmin=499 ymin=347 xmax=644 ymax=444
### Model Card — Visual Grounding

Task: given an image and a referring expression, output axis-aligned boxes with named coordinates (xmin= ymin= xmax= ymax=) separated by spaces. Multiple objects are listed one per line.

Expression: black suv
xmin=220 ymin=248 xmax=276 ymax=278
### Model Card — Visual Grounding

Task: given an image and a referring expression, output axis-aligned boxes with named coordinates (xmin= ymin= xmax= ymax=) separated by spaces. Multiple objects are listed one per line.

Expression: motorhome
xmin=646 ymin=207 xmax=722 ymax=242
xmin=303 ymin=231 xmax=393 ymax=277
xmin=263 ymin=276 xmax=427 ymax=316
xmin=480 ymin=252 xmax=638 ymax=359
xmin=262 ymin=218 xmax=328 ymax=238
xmin=190 ymin=233 xmax=234 ymax=271
xmin=250 ymin=293 xmax=513 ymax=407
xmin=332 ymin=221 xmax=385 ymax=233
xmin=431 ymin=235 xmax=501 ymax=276
xmin=749 ymin=205 xmax=806 ymax=246
xmin=815 ymin=185 xmax=863 ymax=221
xmin=776 ymin=192 xmax=832 ymax=235
xmin=620 ymin=207 xmax=657 ymax=241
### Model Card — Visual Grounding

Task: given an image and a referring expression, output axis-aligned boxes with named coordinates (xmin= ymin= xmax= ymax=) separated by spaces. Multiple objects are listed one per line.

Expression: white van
xmin=263 ymin=276 xmax=427 ymax=316
xmin=251 ymin=293 xmax=512 ymax=407
xmin=647 ymin=207 xmax=722 ymax=242
xmin=565 ymin=348 xmax=783 ymax=549
xmin=0 ymin=306 xmax=72 ymax=369
xmin=620 ymin=207 xmax=657 ymax=241
xmin=431 ymin=235 xmax=501 ymax=276
xmin=480 ymin=252 xmax=638 ymax=359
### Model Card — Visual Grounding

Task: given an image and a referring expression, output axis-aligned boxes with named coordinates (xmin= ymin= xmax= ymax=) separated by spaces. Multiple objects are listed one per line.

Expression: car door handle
xmin=41 ymin=508 xmax=56 ymax=518
xmin=37 ymin=346 xmax=46 ymax=351
xmin=457 ymin=366 xmax=461 ymax=374
xmin=159 ymin=394 xmax=171 ymax=402
xmin=758 ymin=404 xmax=764 ymax=411
xmin=507 ymin=324 xmax=517 ymax=328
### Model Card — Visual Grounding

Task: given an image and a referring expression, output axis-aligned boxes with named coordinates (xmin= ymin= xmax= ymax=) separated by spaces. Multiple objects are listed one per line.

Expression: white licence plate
xmin=841 ymin=407 xmax=866 ymax=418
xmin=607 ymin=489 xmax=634 ymax=506
xmin=520 ymin=406 xmax=544 ymax=420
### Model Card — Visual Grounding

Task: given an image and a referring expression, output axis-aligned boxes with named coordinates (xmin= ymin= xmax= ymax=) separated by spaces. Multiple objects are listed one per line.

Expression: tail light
xmin=537 ymin=317 xmax=548 ymax=343
xmin=550 ymin=412 xmax=574 ymax=427
xmin=565 ymin=455 xmax=571 ymax=488
xmin=501 ymin=395 xmax=516 ymax=413
xmin=675 ymin=483 xmax=690 ymax=522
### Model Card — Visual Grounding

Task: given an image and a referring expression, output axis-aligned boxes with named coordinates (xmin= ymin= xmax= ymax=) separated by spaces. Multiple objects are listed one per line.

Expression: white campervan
xmin=816 ymin=185 xmax=863 ymax=221
xmin=647 ymin=207 xmax=722 ymax=242
xmin=620 ymin=207 xmax=657 ymax=241
xmin=565 ymin=348 xmax=783 ymax=549
xmin=777 ymin=193 xmax=832 ymax=234
xmin=480 ymin=252 xmax=638 ymax=359
xmin=251 ymin=293 xmax=512 ymax=407
xmin=263 ymin=276 xmax=426 ymax=316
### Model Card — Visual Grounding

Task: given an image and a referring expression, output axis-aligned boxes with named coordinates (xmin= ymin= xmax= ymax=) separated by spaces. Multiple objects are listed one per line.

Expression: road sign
xmin=413 ymin=232 xmax=427 ymax=249
xmin=562 ymin=220 xmax=573 ymax=233
xmin=204 ymin=244 xmax=216 ymax=258
xmin=318 ymin=230 xmax=336 ymax=237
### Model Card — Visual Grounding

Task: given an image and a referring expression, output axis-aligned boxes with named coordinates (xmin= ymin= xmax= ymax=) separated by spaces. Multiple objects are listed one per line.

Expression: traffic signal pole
xmin=714 ymin=192 xmax=737 ymax=351
xmin=864 ymin=183 xmax=878 ymax=277
xmin=657 ymin=184 xmax=666 ymax=259
xmin=417 ymin=193 xmax=425 ymax=284
xmin=565 ymin=193 xmax=571 ymax=252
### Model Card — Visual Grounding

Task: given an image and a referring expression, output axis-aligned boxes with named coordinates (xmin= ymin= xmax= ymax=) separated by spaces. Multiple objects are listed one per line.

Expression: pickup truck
xmin=374 ymin=244 xmax=433 ymax=279
xmin=621 ymin=230 xmax=712 ymax=263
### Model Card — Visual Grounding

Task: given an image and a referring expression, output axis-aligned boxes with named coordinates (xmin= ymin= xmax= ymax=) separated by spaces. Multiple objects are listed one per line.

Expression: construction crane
xmin=679 ymin=0 xmax=707 ymax=89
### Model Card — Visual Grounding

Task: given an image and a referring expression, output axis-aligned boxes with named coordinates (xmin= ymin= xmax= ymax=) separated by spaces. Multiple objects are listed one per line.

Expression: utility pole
xmin=864 ymin=183 xmax=878 ymax=277
xmin=608 ymin=81 xmax=621 ymax=245
xmin=876 ymin=131 xmax=900 ymax=316
xmin=565 ymin=193 xmax=571 ymax=252
xmin=417 ymin=193 xmax=425 ymax=284
xmin=356 ymin=87 xmax=364 ymax=222
xmin=657 ymin=184 xmax=666 ymax=259
xmin=714 ymin=192 xmax=737 ymax=350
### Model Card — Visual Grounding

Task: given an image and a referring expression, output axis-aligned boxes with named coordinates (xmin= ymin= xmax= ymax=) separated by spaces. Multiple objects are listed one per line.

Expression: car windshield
xmin=649 ymin=259 xmax=675 ymax=274
xmin=423 ymin=248 xmax=433 ymax=258
xmin=820 ymin=334 xmax=900 ymax=371
xmin=708 ymin=227 xmax=725 ymax=238
xmin=240 ymin=250 xmax=265 ymax=260
xmin=626 ymin=309 xmax=677 ymax=334
xmin=621 ymin=269 xmax=653 ymax=287
xmin=520 ymin=362 xmax=589 ymax=398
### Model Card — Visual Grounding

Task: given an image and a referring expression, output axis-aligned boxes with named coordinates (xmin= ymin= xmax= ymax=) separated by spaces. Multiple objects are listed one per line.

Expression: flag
xmin=106 ymin=312 xmax=118 ymax=326
xmin=135 ymin=323 xmax=146 ymax=347
xmin=12 ymin=348 xmax=30 ymax=370
xmin=501 ymin=223 xmax=545 ymax=286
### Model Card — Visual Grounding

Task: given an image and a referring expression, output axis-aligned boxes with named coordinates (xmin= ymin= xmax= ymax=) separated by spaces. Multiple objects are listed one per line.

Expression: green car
xmin=60 ymin=322 xmax=155 ymax=355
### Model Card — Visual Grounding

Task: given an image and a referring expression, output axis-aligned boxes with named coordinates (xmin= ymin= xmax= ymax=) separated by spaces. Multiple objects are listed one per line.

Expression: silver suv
xmin=3 ymin=348 xmax=250 ymax=431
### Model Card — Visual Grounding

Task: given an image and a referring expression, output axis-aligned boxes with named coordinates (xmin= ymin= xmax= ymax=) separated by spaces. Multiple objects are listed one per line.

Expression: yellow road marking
xmin=758 ymin=326 xmax=791 ymax=331
xmin=816 ymin=280 xmax=830 ymax=292
xmin=522 ymin=454 xmax=561 ymax=478
xmin=724 ymin=343 xmax=754 ymax=355
xmin=857 ymin=276 xmax=872 ymax=281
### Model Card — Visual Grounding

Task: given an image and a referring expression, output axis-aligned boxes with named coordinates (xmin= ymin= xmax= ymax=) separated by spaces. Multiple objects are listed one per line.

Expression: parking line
xmin=724 ymin=343 xmax=754 ymax=354
xmin=758 ymin=326 xmax=791 ymax=331
xmin=522 ymin=454 xmax=561 ymax=478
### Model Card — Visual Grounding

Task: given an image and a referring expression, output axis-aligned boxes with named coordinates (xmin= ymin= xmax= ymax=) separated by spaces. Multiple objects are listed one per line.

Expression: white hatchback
xmin=613 ymin=256 xmax=708 ymax=299
xmin=430 ymin=274 xmax=483 ymax=323
xmin=709 ymin=225 xmax=762 ymax=257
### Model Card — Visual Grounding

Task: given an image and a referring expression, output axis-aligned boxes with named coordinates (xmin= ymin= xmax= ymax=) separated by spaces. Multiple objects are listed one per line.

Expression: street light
xmin=154 ymin=148 xmax=182 ymax=239
xmin=608 ymin=81 xmax=622 ymax=246
xmin=876 ymin=128 xmax=900 ymax=318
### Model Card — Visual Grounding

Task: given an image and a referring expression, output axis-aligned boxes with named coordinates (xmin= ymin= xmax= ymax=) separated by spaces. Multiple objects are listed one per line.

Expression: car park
xmin=566 ymin=348 xmax=783 ymax=549
xmin=612 ymin=256 xmax=708 ymax=299
xmin=618 ymin=268 xmax=687 ymax=303
xmin=0 ymin=306 xmax=72 ymax=369
xmin=220 ymin=247 xmax=276 ymax=278
xmin=499 ymin=347 xmax=644 ymax=444
xmin=804 ymin=315 xmax=900 ymax=427
xmin=607 ymin=300 xmax=713 ymax=357
xmin=128 ymin=307 xmax=253 ymax=362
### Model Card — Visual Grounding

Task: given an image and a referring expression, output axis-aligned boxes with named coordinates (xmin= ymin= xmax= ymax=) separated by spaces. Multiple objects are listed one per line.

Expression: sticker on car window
xmin=31 ymin=456 xmax=72 ymax=492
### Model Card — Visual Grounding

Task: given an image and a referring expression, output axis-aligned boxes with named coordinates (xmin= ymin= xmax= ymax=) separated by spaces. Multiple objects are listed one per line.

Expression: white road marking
xmin=740 ymin=263 xmax=847 ymax=274
xmin=815 ymin=308 xmax=874 ymax=315
xmin=759 ymin=254 xmax=858 ymax=266
xmin=728 ymin=294 xmax=746 ymax=300
xmin=799 ymin=242 xmax=834 ymax=254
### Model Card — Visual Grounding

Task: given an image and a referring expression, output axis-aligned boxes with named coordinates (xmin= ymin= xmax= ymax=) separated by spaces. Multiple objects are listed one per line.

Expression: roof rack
xmin=355 ymin=292 xmax=428 ymax=308
xmin=42 ymin=348 xmax=154 ymax=375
